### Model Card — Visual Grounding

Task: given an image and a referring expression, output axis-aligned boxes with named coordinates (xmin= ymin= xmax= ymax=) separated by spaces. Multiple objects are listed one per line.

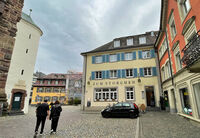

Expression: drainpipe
xmin=82 ymin=55 xmax=87 ymax=111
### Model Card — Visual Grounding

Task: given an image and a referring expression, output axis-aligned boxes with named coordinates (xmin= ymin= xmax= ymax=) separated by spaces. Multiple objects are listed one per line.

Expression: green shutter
xmin=151 ymin=49 xmax=155 ymax=58
xmin=139 ymin=68 xmax=144 ymax=77
xmin=91 ymin=72 xmax=95 ymax=80
xmin=138 ymin=51 xmax=142 ymax=59
xmin=152 ymin=67 xmax=157 ymax=76
xmin=132 ymin=51 xmax=136 ymax=60
xmin=92 ymin=56 xmax=95 ymax=64
xmin=134 ymin=68 xmax=137 ymax=77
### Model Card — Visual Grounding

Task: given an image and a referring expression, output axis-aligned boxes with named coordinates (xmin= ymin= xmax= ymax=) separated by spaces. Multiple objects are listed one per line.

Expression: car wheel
xmin=130 ymin=113 xmax=137 ymax=118
xmin=102 ymin=113 xmax=110 ymax=118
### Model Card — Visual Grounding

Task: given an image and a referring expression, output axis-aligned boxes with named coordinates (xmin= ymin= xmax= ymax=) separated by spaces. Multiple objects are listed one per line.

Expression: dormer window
xmin=114 ymin=40 xmax=120 ymax=47
xmin=139 ymin=37 xmax=146 ymax=44
xmin=127 ymin=38 xmax=133 ymax=46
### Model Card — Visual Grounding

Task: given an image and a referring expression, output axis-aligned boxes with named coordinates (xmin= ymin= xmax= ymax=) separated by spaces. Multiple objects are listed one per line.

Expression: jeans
xmin=35 ymin=116 xmax=47 ymax=133
xmin=51 ymin=117 xmax=59 ymax=132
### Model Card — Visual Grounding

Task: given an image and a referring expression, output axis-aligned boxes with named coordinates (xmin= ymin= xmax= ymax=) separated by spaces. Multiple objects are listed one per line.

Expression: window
xmin=126 ymin=87 xmax=134 ymax=100
xmin=95 ymin=56 xmax=102 ymax=63
xmin=46 ymin=88 xmax=51 ymax=92
xmin=62 ymin=81 xmax=66 ymax=85
xmin=183 ymin=0 xmax=191 ymax=16
xmin=110 ymin=70 xmax=117 ymax=78
xmin=26 ymin=49 xmax=29 ymax=53
xmin=126 ymin=69 xmax=133 ymax=77
xmin=40 ymin=80 xmax=43 ymax=84
xmin=165 ymin=61 xmax=171 ymax=78
xmin=169 ymin=12 xmax=177 ymax=40
xmin=94 ymin=88 xmax=117 ymax=101
xmin=171 ymin=21 xmax=177 ymax=39
xmin=21 ymin=70 xmax=24 ymax=75
xmin=125 ymin=53 xmax=132 ymax=60
xmin=142 ymin=50 xmax=151 ymax=59
xmin=180 ymin=88 xmax=192 ymax=116
xmin=36 ymin=96 xmax=43 ymax=102
xmin=29 ymin=34 xmax=31 ymax=39
xmin=144 ymin=68 xmax=152 ymax=76
xmin=175 ymin=52 xmax=182 ymax=71
xmin=95 ymin=71 xmax=102 ymax=79
xmin=109 ymin=54 xmax=117 ymax=62
xmin=44 ymin=96 xmax=50 ymax=102
xmin=127 ymin=38 xmax=133 ymax=46
xmin=139 ymin=36 xmax=146 ymax=44
xmin=61 ymin=88 xmax=65 ymax=93
xmin=55 ymin=80 xmax=58 ymax=85
xmin=37 ymin=88 xmax=43 ymax=92
xmin=114 ymin=40 xmax=120 ymax=47
xmin=53 ymin=88 xmax=59 ymax=92
xmin=48 ymin=80 xmax=51 ymax=85
xmin=52 ymin=96 xmax=58 ymax=102
xmin=161 ymin=67 xmax=165 ymax=81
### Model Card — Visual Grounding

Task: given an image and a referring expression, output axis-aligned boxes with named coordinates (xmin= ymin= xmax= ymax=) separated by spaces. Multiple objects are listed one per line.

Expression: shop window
xmin=94 ymin=88 xmax=117 ymax=102
xmin=193 ymin=83 xmax=200 ymax=117
xmin=180 ymin=88 xmax=192 ymax=116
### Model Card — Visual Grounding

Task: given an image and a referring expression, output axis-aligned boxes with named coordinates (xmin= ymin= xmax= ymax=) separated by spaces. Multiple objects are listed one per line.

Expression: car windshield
xmin=123 ymin=103 xmax=130 ymax=107
xmin=114 ymin=103 xmax=122 ymax=107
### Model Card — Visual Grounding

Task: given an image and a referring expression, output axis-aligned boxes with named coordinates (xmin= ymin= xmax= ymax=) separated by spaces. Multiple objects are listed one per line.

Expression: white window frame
xmin=95 ymin=71 xmax=102 ymax=79
xmin=127 ymin=38 xmax=133 ymax=46
xmin=126 ymin=87 xmax=135 ymax=100
xmin=142 ymin=50 xmax=151 ymax=59
xmin=95 ymin=56 xmax=102 ymax=63
xmin=126 ymin=69 xmax=133 ymax=78
xmin=139 ymin=36 xmax=146 ymax=44
xmin=125 ymin=52 xmax=132 ymax=60
xmin=114 ymin=40 xmax=120 ymax=47
xmin=110 ymin=70 xmax=117 ymax=79
xmin=144 ymin=67 xmax=152 ymax=77
xmin=109 ymin=54 xmax=117 ymax=62
xmin=94 ymin=88 xmax=117 ymax=102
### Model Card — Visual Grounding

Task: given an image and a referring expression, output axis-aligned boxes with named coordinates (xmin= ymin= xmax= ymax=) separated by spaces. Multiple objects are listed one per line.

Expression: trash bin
xmin=0 ymin=103 xmax=3 ymax=117
xmin=87 ymin=101 xmax=91 ymax=107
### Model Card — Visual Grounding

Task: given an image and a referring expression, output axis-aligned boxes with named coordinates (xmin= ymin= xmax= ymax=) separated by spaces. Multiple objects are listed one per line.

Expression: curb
xmin=135 ymin=117 xmax=140 ymax=138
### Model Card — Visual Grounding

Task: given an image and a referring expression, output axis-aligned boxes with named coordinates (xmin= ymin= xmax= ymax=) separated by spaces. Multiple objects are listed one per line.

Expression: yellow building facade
xmin=81 ymin=32 xmax=161 ymax=110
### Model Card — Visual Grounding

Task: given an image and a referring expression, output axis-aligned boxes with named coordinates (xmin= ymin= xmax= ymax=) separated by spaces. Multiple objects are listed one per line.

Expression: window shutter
xmin=152 ymin=67 xmax=157 ymax=76
xmin=91 ymin=72 xmax=95 ymax=80
xmin=132 ymin=51 xmax=136 ymax=60
xmin=106 ymin=55 xmax=110 ymax=62
xmin=102 ymin=71 xmax=106 ymax=79
xmin=134 ymin=68 xmax=137 ymax=77
xmin=151 ymin=49 xmax=155 ymax=58
xmin=117 ymin=53 xmax=120 ymax=61
xmin=139 ymin=68 xmax=144 ymax=77
xmin=117 ymin=70 xmax=121 ymax=78
xmin=102 ymin=55 xmax=106 ymax=63
xmin=138 ymin=51 xmax=142 ymax=59
xmin=106 ymin=70 xmax=110 ymax=79
xmin=121 ymin=53 xmax=125 ymax=61
xmin=122 ymin=69 xmax=125 ymax=78
xmin=92 ymin=56 xmax=95 ymax=64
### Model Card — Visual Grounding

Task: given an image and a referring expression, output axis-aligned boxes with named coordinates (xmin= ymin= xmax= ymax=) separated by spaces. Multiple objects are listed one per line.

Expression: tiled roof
xmin=81 ymin=31 xmax=158 ymax=55
xmin=38 ymin=73 xmax=82 ymax=80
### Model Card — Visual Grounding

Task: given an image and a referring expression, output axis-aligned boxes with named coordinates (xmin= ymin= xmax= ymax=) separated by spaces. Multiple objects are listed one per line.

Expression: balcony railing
xmin=182 ymin=30 xmax=200 ymax=68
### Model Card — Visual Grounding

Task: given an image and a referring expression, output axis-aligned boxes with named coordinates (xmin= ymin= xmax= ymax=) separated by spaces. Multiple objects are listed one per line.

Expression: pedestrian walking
xmin=34 ymin=99 xmax=50 ymax=135
xmin=50 ymin=100 xmax=62 ymax=134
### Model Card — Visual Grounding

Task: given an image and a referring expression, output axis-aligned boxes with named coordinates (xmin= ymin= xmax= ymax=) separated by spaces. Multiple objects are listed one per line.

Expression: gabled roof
xmin=81 ymin=31 xmax=158 ymax=55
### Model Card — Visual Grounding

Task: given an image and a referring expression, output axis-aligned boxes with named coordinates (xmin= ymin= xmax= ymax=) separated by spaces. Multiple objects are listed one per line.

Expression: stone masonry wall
xmin=0 ymin=0 xmax=24 ymax=115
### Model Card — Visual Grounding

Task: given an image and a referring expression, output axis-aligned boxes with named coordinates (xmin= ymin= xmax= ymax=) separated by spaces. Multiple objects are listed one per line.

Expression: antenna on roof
xmin=29 ymin=9 xmax=32 ymax=16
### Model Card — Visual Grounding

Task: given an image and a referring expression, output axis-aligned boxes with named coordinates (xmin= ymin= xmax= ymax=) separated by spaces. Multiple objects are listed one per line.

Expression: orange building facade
xmin=155 ymin=0 xmax=200 ymax=122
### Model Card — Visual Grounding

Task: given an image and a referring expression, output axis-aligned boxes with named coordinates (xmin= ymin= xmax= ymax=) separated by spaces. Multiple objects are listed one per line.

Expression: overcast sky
xmin=23 ymin=0 xmax=161 ymax=74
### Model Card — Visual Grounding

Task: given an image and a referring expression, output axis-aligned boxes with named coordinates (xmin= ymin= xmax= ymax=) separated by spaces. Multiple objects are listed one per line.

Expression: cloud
xmin=23 ymin=0 xmax=161 ymax=74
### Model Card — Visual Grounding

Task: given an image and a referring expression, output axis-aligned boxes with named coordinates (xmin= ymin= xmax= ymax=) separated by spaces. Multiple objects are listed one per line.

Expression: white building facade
xmin=5 ymin=12 xmax=42 ymax=114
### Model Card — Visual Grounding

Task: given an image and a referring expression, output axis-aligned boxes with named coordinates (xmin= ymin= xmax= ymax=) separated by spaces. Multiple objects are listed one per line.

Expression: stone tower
xmin=0 ymin=0 xmax=24 ymax=115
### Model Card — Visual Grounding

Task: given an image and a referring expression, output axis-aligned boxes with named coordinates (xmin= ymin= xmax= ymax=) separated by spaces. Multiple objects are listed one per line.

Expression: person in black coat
xmin=50 ymin=100 xmax=62 ymax=134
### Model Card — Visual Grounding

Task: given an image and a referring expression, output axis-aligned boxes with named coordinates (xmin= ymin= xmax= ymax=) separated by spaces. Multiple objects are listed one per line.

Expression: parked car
xmin=101 ymin=102 xmax=139 ymax=118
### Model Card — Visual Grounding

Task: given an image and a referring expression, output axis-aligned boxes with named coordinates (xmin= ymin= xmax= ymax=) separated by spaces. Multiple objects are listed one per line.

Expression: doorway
xmin=145 ymin=86 xmax=155 ymax=107
xmin=12 ymin=92 xmax=22 ymax=110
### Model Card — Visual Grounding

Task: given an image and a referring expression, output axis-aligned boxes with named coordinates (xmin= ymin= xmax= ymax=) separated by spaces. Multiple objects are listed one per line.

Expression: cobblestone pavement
xmin=0 ymin=106 xmax=137 ymax=138
xmin=140 ymin=111 xmax=200 ymax=138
